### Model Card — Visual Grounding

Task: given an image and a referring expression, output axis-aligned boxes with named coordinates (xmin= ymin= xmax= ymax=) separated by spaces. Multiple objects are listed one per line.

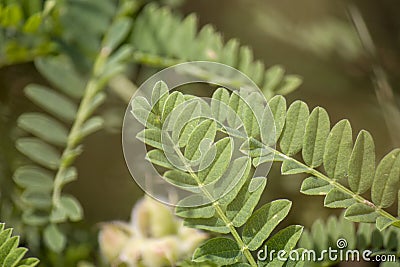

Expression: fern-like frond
xmin=13 ymin=2 xmax=134 ymax=252
xmin=0 ymin=0 xmax=55 ymax=67
xmin=0 ymin=223 xmax=39 ymax=267
xmin=133 ymin=81 xmax=305 ymax=267
xmin=202 ymin=90 xmax=399 ymax=230
xmin=260 ymin=95 xmax=400 ymax=230
xmin=130 ymin=4 xmax=302 ymax=98
xmin=132 ymin=82 xmax=400 ymax=264
xmin=299 ymin=214 xmax=400 ymax=266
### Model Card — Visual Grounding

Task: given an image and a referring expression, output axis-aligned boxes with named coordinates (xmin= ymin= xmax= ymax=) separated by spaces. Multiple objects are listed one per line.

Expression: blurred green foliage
xmin=1 ymin=0 xmax=400 ymax=266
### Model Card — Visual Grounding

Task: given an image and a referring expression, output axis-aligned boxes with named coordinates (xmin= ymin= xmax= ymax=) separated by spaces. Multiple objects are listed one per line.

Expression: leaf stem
xmin=52 ymin=54 xmax=108 ymax=207
xmin=51 ymin=5 xmax=123 ymax=209
xmin=171 ymin=144 xmax=258 ymax=266
xmin=213 ymin=203 xmax=258 ymax=267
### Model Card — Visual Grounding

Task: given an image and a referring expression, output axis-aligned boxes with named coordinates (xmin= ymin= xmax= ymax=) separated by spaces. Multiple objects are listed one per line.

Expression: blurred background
xmin=1 ymin=0 xmax=400 ymax=265
xmin=66 ymin=0 xmax=400 ymax=226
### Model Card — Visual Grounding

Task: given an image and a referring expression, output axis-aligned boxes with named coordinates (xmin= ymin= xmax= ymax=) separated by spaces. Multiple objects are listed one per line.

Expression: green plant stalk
xmin=171 ymin=140 xmax=258 ymax=267
xmin=52 ymin=48 xmax=110 ymax=206
xmin=51 ymin=0 xmax=137 ymax=211
xmin=213 ymin=203 xmax=258 ymax=267
xmin=50 ymin=0 xmax=122 ymax=211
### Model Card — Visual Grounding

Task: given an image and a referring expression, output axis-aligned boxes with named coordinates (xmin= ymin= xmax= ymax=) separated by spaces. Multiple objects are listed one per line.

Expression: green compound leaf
xmin=131 ymin=4 xmax=301 ymax=97
xmin=9 ymin=1 xmax=135 ymax=253
xmin=243 ymin=199 xmax=292 ymax=251
xmin=135 ymin=80 xmax=400 ymax=266
xmin=104 ymin=45 xmax=134 ymax=77
xmin=193 ymin=237 xmax=241 ymax=265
